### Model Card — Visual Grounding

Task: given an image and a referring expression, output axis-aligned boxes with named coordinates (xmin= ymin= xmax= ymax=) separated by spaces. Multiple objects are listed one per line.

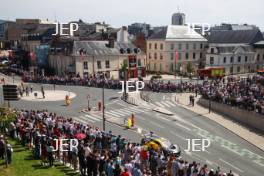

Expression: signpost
xmin=87 ymin=94 xmax=90 ymax=111
xmin=2 ymin=85 xmax=19 ymax=107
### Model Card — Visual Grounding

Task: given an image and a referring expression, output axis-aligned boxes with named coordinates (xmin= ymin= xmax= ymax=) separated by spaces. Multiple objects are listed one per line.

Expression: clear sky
xmin=1 ymin=0 xmax=263 ymax=31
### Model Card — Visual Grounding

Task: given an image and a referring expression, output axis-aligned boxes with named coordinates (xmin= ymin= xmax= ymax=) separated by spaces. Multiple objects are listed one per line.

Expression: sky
xmin=1 ymin=0 xmax=264 ymax=31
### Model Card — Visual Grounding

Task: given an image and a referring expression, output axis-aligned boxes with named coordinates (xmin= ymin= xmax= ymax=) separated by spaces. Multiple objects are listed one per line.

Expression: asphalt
xmin=1 ymin=83 xmax=264 ymax=176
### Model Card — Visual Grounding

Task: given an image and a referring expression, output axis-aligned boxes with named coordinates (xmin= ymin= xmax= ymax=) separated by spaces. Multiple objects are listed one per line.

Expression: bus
xmin=197 ymin=67 xmax=225 ymax=79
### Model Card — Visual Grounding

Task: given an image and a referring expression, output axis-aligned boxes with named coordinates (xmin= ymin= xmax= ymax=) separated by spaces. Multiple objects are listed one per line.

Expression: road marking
xmin=165 ymin=101 xmax=175 ymax=106
xmin=174 ymin=122 xmax=191 ymax=131
xmin=155 ymin=102 xmax=165 ymax=108
xmin=78 ymin=115 xmax=95 ymax=123
xmin=156 ymin=114 xmax=170 ymax=121
xmin=163 ymin=95 xmax=166 ymax=100
xmin=170 ymin=130 xmax=186 ymax=140
xmin=150 ymin=121 xmax=164 ymax=129
xmin=112 ymin=109 xmax=127 ymax=116
xmin=108 ymin=110 xmax=124 ymax=116
xmin=219 ymin=158 xmax=244 ymax=173
xmin=160 ymin=102 xmax=171 ymax=107
xmin=117 ymin=102 xmax=127 ymax=107
xmin=84 ymin=114 xmax=101 ymax=121
xmin=105 ymin=111 xmax=120 ymax=118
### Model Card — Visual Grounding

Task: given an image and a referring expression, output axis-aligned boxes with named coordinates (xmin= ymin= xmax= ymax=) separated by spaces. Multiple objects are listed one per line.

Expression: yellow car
xmin=141 ymin=133 xmax=181 ymax=156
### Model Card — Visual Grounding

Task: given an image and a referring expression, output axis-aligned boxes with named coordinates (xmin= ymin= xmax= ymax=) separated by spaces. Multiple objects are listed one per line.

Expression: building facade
xmin=49 ymin=40 xmax=146 ymax=79
xmin=146 ymin=25 xmax=207 ymax=74
xmin=206 ymin=29 xmax=264 ymax=75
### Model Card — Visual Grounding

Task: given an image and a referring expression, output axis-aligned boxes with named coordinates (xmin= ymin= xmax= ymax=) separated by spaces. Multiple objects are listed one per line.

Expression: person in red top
xmin=120 ymin=168 xmax=130 ymax=176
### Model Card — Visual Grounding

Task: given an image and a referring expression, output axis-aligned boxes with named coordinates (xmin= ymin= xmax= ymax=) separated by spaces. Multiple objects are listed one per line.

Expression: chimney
xmin=108 ymin=38 xmax=115 ymax=48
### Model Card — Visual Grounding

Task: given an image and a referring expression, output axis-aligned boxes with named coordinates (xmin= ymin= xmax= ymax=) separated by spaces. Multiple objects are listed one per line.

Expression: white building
xmin=206 ymin=29 xmax=264 ymax=75
xmin=146 ymin=25 xmax=207 ymax=74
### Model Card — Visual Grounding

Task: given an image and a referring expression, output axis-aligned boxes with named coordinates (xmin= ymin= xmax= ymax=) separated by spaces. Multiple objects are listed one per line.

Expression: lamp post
xmin=102 ymin=78 xmax=105 ymax=131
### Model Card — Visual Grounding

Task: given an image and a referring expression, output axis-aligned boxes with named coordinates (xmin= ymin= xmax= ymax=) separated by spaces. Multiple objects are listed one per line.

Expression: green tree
xmin=187 ymin=62 xmax=193 ymax=74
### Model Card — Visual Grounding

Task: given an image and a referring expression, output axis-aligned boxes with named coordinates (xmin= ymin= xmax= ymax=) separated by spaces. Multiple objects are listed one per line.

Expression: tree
xmin=187 ymin=62 xmax=193 ymax=74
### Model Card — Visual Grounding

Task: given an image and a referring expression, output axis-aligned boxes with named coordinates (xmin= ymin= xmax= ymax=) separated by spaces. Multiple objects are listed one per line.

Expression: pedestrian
xmin=6 ymin=142 xmax=13 ymax=164
xmin=47 ymin=142 xmax=54 ymax=167
xmin=30 ymin=85 xmax=33 ymax=93
xmin=41 ymin=86 xmax=45 ymax=99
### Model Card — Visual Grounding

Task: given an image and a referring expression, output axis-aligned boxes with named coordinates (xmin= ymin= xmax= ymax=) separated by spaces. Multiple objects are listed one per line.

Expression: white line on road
xmin=219 ymin=158 xmax=244 ymax=173
xmin=105 ymin=111 xmax=120 ymax=118
xmin=165 ymin=101 xmax=176 ymax=106
xmin=85 ymin=114 xmax=101 ymax=121
xmin=155 ymin=102 xmax=165 ymax=108
xmin=170 ymin=131 xmax=186 ymax=140
xmin=150 ymin=121 xmax=164 ymax=129
xmin=160 ymin=102 xmax=171 ymax=107
xmin=78 ymin=116 xmax=95 ymax=123
xmin=156 ymin=114 xmax=170 ymax=121
xmin=174 ymin=122 xmax=191 ymax=131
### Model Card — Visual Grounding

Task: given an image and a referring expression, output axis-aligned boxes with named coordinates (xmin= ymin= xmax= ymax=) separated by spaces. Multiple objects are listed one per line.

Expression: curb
xmin=174 ymin=97 xmax=264 ymax=152
xmin=152 ymin=108 xmax=174 ymax=116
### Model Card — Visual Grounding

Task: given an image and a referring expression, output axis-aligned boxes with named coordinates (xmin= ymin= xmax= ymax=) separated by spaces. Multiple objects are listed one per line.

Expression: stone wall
xmin=198 ymin=98 xmax=264 ymax=133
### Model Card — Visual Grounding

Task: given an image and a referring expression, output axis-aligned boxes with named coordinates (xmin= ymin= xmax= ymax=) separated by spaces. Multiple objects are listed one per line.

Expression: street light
xmin=102 ymin=78 xmax=105 ymax=131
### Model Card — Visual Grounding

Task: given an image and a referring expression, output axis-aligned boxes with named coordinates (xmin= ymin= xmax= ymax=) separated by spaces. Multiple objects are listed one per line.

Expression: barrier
xmin=198 ymin=98 xmax=264 ymax=133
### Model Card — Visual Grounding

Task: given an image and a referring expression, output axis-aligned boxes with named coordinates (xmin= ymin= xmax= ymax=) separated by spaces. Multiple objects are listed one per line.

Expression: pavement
xmin=1 ymin=73 xmax=264 ymax=175
xmin=173 ymin=92 xmax=264 ymax=151
xmin=21 ymin=90 xmax=76 ymax=102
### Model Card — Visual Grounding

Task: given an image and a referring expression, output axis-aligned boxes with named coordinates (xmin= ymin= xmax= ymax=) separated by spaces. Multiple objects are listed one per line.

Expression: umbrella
xmin=74 ymin=133 xmax=86 ymax=140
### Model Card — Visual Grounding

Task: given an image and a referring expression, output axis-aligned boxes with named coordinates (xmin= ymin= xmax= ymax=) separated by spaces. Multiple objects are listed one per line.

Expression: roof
xmin=72 ymin=41 xmax=140 ymax=56
xmin=148 ymin=25 xmax=207 ymax=41
xmin=208 ymin=29 xmax=264 ymax=44
xmin=212 ymin=45 xmax=254 ymax=53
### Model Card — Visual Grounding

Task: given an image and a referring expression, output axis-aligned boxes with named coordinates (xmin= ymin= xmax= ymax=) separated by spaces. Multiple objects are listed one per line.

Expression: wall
xmin=198 ymin=98 xmax=264 ymax=133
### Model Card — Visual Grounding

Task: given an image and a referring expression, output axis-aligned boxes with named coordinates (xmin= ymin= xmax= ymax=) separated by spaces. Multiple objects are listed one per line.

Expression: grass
xmin=0 ymin=137 xmax=80 ymax=176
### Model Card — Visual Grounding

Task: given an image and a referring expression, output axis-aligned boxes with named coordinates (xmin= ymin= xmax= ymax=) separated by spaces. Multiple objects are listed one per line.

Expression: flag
xmin=80 ymin=50 xmax=84 ymax=61
xmin=30 ymin=52 xmax=36 ymax=61
xmin=175 ymin=51 xmax=179 ymax=63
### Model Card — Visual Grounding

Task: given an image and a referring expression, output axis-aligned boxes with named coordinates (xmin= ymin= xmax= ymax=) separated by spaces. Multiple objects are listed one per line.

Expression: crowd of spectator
xmin=199 ymin=76 xmax=264 ymax=114
xmin=2 ymin=109 xmax=235 ymax=176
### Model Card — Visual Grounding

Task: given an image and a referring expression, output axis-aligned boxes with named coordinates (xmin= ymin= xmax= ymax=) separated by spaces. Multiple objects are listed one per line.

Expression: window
xmin=230 ymin=57 xmax=233 ymax=63
xmin=238 ymin=56 xmax=241 ymax=62
xmin=230 ymin=67 xmax=233 ymax=74
xmin=186 ymin=43 xmax=189 ymax=50
xmin=200 ymin=43 xmax=203 ymax=49
xmin=211 ymin=48 xmax=214 ymax=53
xmin=245 ymin=56 xmax=248 ymax=62
xmin=257 ymin=54 xmax=260 ymax=61
xmin=200 ymin=53 xmax=203 ymax=59
xmin=263 ymin=54 xmax=264 ymax=60
xmin=210 ymin=57 xmax=214 ymax=65
xmin=105 ymin=60 xmax=110 ymax=68
xmin=170 ymin=44 xmax=174 ymax=50
xmin=160 ymin=63 xmax=163 ymax=72
xmin=83 ymin=61 xmax=88 ymax=70
xmin=97 ymin=61 xmax=101 ymax=69
xmin=149 ymin=43 xmax=152 ymax=49
xmin=170 ymin=53 xmax=174 ymax=60
xmin=138 ymin=59 xmax=142 ymax=67
xmin=149 ymin=53 xmax=152 ymax=59
xmin=193 ymin=43 xmax=196 ymax=50
xmin=185 ymin=53 xmax=189 ymax=59
xmin=237 ymin=66 xmax=240 ymax=73
xmin=154 ymin=43 xmax=157 ymax=49
xmin=170 ymin=63 xmax=174 ymax=72
xmin=223 ymin=57 xmax=226 ymax=63
xmin=160 ymin=44 xmax=163 ymax=50
xmin=160 ymin=53 xmax=163 ymax=60
xmin=193 ymin=53 xmax=196 ymax=59
xmin=178 ymin=53 xmax=182 ymax=60
xmin=154 ymin=63 xmax=157 ymax=71
xmin=154 ymin=53 xmax=157 ymax=59
xmin=179 ymin=43 xmax=182 ymax=50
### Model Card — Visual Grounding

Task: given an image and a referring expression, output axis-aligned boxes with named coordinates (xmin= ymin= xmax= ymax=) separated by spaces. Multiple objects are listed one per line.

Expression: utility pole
xmin=102 ymin=79 xmax=105 ymax=131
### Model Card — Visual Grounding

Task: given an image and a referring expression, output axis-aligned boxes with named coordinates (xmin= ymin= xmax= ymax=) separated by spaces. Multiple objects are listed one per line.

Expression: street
xmin=3 ymin=83 xmax=264 ymax=176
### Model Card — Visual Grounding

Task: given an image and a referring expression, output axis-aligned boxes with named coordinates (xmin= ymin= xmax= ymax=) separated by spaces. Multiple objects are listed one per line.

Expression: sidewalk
xmin=173 ymin=93 xmax=264 ymax=151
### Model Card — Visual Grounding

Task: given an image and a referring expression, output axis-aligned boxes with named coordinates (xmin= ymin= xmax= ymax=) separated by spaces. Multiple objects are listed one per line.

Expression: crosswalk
xmin=76 ymin=106 xmax=151 ymax=124
xmin=152 ymin=100 xmax=176 ymax=108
